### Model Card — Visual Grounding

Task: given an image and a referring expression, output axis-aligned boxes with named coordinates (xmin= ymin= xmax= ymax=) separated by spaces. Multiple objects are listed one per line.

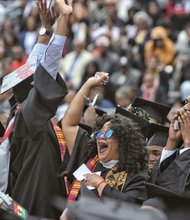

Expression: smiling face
xmin=96 ymin=121 xmax=119 ymax=163
xmin=146 ymin=145 xmax=163 ymax=171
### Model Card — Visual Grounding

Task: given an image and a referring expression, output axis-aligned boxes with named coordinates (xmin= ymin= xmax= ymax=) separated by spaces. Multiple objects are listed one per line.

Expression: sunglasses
xmin=95 ymin=129 xmax=113 ymax=140
xmin=184 ymin=99 xmax=190 ymax=105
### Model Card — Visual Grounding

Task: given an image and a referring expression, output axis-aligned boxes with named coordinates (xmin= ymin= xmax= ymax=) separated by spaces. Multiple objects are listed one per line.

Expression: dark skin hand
xmin=165 ymin=114 xmax=181 ymax=150
xmin=178 ymin=108 xmax=190 ymax=147
xmin=36 ymin=0 xmax=58 ymax=31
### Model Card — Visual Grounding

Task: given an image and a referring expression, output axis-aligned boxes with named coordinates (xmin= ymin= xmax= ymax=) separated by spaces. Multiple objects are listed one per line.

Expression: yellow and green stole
xmin=51 ymin=119 xmax=67 ymax=161
xmin=105 ymin=165 xmax=128 ymax=192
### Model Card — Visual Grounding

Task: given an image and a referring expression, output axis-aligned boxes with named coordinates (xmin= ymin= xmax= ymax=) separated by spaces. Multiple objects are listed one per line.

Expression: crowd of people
xmin=0 ymin=0 xmax=190 ymax=220
xmin=0 ymin=0 xmax=190 ymax=122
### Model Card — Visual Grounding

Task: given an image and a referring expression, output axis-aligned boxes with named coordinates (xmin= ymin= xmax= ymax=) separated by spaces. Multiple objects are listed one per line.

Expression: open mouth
xmin=149 ymin=162 xmax=156 ymax=169
xmin=98 ymin=142 xmax=108 ymax=153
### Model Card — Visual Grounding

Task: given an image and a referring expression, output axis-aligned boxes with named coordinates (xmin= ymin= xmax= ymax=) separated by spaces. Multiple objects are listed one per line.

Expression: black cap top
xmin=181 ymin=98 xmax=190 ymax=106
xmin=95 ymin=107 xmax=107 ymax=116
xmin=84 ymin=105 xmax=107 ymax=116
xmin=144 ymin=183 xmax=190 ymax=220
xmin=78 ymin=123 xmax=92 ymax=135
xmin=132 ymin=98 xmax=171 ymax=124
xmin=115 ymin=106 xmax=150 ymax=137
xmin=145 ymin=182 xmax=181 ymax=198
xmin=147 ymin=123 xmax=169 ymax=147
xmin=67 ymin=196 xmax=165 ymax=220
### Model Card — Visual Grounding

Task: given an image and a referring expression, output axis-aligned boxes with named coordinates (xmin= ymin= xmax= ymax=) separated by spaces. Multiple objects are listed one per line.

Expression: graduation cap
xmin=94 ymin=107 xmax=107 ymax=116
xmin=78 ymin=123 xmax=92 ymax=135
xmin=0 ymin=57 xmax=37 ymax=103
xmin=0 ymin=192 xmax=28 ymax=220
xmin=147 ymin=123 xmax=169 ymax=147
xmin=115 ymin=105 xmax=150 ymax=137
xmin=52 ymin=183 xmax=165 ymax=220
xmin=67 ymin=196 xmax=166 ymax=220
xmin=132 ymin=98 xmax=171 ymax=124
xmin=143 ymin=182 xmax=190 ymax=220
xmin=83 ymin=105 xmax=107 ymax=117
xmin=181 ymin=97 xmax=190 ymax=106
xmin=145 ymin=182 xmax=181 ymax=198
xmin=0 ymin=209 xmax=23 ymax=220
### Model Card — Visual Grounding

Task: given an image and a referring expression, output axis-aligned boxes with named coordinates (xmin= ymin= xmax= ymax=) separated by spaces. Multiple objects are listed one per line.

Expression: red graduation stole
xmin=51 ymin=119 xmax=67 ymax=161
xmin=66 ymin=155 xmax=99 ymax=205
xmin=1 ymin=118 xmax=14 ymax=143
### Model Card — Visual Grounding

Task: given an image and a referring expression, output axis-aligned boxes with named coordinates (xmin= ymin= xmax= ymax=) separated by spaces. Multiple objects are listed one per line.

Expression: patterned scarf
xmin=105 ymin=165 xmax=127 ymax=192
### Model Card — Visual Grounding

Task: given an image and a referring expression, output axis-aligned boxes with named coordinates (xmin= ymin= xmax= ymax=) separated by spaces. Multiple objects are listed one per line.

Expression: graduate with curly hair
xmin=60 ymin=72 xmax=148 ymax=208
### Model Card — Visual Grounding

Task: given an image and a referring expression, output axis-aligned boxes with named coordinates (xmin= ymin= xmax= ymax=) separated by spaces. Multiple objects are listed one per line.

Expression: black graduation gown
xmin=150 ymin=149 xmax=190 ymax=194
xmin=59 ymin=128 xmax=148 ymax=205
xmin=8 ymin=64 xmax=68 ymax=219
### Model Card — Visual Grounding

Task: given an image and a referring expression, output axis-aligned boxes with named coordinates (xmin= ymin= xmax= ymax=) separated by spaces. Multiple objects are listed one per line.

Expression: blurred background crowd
xmin=0 ymin=0 xmax=190 ymax=125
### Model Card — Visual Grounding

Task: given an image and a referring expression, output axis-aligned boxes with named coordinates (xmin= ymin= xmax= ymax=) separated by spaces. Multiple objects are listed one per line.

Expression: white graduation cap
xmin=1 ymin=57 xmax=37 ymax=94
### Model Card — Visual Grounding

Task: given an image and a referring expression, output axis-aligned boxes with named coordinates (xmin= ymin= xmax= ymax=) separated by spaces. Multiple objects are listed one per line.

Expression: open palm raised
xmin=55 ymin=0 xmax=73 ymax=15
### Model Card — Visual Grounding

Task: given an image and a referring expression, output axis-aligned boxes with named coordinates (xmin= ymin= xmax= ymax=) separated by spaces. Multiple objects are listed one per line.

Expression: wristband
xmin=79 ymin=89 xmax=91 ymax=104
xmin=95 ymin=180 xmax=106 ymax=189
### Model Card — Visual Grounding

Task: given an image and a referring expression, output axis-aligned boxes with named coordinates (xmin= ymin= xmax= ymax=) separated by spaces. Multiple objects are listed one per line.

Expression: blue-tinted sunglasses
xmin=95 ymin=129 xmax=113 ymax=140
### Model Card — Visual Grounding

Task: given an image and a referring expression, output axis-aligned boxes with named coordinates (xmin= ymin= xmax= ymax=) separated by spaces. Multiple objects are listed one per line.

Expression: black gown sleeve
xmin=19 ymin=64 xmax=68 ymax=138
xmin=58 ymin=127 xmax=92 ymax=181
xmin=149 ymin=151 xmax=177 ymax=184
xmin=101 ymin=171 xmax=148 ymax=205
xmin=150 ymin=150 xmax=190 ymax=193
xmin=160 ymin=151 xmax=178 ymax=173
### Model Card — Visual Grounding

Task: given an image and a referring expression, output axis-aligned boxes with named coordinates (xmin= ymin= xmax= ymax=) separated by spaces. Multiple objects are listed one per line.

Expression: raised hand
xmin=36 ymin=0 xmax=58 ymax=30
xmin=178 ymin=108 xmax=190 ymax=147
xmin=165 ymin=113 xmax=182 ymax=150
xmin=169 ymin=114 xmax=182 ymax=141
xmin=54 ymin=0 xmax=73 ymax=16
xmin=86 ymin=72 xmax=109 ymax=89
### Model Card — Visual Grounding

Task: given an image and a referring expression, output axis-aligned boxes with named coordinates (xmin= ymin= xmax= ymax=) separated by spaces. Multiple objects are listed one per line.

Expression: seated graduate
xmin=61 ymin=72 xmax=149 ymax=206
xmin=150 ymin=94 xmax=190 ymax=194
xmin=0 ymin=0 xmax=73 ymax=219
xmin=146 ymin=123 xmax=169 ymax=173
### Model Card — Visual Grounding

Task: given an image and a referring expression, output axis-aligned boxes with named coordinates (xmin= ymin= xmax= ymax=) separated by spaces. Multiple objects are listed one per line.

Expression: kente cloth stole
xmin=105 ymin=165 xmax=127 ymax=192
xmin=0 ymin=192 xmax=28 ymax=219
xmin=51 ymin=119 xmax=67 ymax=161
xmin=66 ymin=155 xmax=99 ymax=205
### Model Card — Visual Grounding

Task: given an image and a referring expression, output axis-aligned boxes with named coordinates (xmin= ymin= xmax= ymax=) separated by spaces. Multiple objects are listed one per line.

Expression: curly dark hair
xmin=86 ymin=114 xmax=148 ymax=174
